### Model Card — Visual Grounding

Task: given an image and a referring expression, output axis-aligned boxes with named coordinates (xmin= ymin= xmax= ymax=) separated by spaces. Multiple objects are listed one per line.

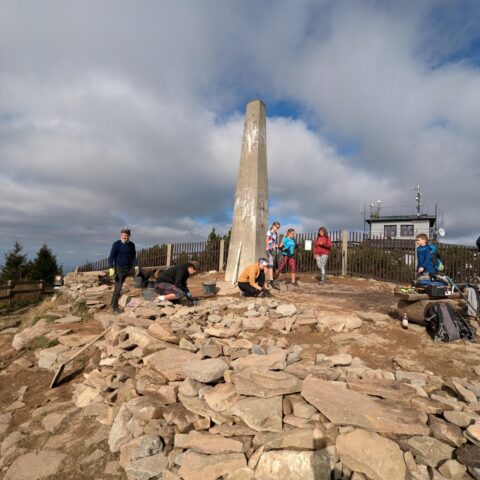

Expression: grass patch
xmin=72 ymin=300 xmax=93 ymax=322
xmin=26 ymin=335 xmax=59 ymax=351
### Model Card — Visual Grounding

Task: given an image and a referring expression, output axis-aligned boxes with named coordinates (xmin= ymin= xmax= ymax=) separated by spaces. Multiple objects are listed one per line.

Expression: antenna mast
xmin=414 ymin=184 xmax=422 ymax=217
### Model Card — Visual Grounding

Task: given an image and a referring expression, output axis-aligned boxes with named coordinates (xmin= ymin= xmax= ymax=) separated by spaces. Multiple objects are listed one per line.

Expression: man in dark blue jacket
xmin=108 ymin=227 xmax=145 ymax=314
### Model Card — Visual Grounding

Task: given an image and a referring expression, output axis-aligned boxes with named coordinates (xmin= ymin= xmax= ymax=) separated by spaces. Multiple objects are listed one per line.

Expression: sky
xmin=1 ymin=0 xmax=480 ymax=271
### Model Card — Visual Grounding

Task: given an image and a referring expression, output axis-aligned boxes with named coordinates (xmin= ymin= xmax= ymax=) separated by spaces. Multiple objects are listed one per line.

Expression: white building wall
xmin=370 ymin=219 xmax=431 ymax=239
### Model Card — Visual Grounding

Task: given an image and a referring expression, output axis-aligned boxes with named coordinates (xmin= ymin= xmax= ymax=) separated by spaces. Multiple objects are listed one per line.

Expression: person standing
xmin=108 ymin=227 xmax=143 ymax=314
xmin=277 ymin=228 xmax=297 ymax=286
xmin=265 ymin=221 xmax=281 ymax=289
xmin=313 ymin=227 xmax=332 ymax=284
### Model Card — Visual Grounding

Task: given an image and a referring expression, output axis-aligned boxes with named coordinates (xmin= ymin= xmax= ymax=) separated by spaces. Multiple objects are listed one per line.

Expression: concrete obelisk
xmin=225 ymin=100 xmax=268 ymax=282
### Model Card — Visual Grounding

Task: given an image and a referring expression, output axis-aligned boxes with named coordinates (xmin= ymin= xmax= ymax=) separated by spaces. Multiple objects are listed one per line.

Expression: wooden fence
xmin=78 ymin=232 xmax=479 ymax=284
xmin=0 ymin=280 xmax=53 ymax=304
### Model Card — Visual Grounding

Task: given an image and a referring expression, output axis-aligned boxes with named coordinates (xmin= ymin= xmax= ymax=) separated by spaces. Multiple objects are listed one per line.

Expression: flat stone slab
xmin=336 ymin=429 xmax=406 ymax=480
xmin=183 ymin=358 xmax=229 ymax=383
xmin=54 ymin=315 xmax=82 ymax=324
xmin=253 ymin=429 xmax=314 ymax=451
xmin=402 ymin=436 xmax=454 ymax=467
xmin=4 ymin=450 xmax=67 ymax=480
xmin=231 ymin=350 xmax=287 ymax=371
xmin=233 ymin=368 xmax=302 ymax=398
xmin=231 ymin=396 xmax=283 ymax=432
xmin=347 ymin=378 xmax=418 ymax=401
xmin=144 ymin=348 xmax=198 ymax=381
xmin=174 ymin=431 xmax=243 ymax=454
xmin=177 ymin=451 xmax=246 ymax=480
xmin=255 ymin=450 xmax=331 ymax=480
xmin=301 ymin=376 xmax=429 ymax=435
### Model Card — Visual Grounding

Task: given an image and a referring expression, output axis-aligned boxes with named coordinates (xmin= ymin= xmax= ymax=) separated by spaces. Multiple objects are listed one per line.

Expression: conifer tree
xmin=30 ymin=243 xmax=62 ymax=285
xmin=0 ymin=241 xmax=30 ymax=283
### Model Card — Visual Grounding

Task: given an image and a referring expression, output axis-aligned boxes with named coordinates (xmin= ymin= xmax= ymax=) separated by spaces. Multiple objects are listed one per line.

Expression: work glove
xmin=108 ymin=268 xmax=115 ymax=277
xmin=134 ymin=266 xmax=139 ymax=276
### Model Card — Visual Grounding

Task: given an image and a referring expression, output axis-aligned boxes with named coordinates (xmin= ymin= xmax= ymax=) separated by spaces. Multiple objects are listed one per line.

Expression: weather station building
xmin=364 ymin=187 xmax=442 ymax=240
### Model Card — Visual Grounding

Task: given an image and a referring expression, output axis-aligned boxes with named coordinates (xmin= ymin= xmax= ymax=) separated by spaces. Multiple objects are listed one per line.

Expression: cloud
xmin=1 ymin=1 xmax=480 ymax=271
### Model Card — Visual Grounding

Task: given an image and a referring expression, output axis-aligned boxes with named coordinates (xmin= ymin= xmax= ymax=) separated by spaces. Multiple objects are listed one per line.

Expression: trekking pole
xmin=445 ymin=276 xmax=480 ymax=326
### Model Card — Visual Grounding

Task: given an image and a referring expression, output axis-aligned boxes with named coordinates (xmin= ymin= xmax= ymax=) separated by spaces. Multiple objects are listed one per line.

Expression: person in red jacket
xmin=313 ymin=227 xmax=332 ymax=284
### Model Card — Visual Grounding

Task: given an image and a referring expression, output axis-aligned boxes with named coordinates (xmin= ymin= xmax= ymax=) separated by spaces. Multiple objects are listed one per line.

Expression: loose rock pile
xmin=3 ymin=271 xmax=480 ymax=479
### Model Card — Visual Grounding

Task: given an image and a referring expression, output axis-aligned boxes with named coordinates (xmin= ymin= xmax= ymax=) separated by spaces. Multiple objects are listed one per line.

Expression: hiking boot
xmin=112 ymin=306 xmax=121 ymax=315
xmin=270 ymin=280 xmax=280 ymax=290
xmin=257 ymin=290 xmax=266 ymax=298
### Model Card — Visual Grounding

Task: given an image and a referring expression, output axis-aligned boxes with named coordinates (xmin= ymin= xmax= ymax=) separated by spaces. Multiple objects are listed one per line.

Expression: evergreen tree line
xmin=0 ymin=241 xmax=63 ymax=285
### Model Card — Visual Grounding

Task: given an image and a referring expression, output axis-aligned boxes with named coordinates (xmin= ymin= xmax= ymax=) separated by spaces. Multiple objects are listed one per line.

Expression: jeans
xmin=315 ymin=255 xmax=329 ymax=281
xmin=111 ymin=265 xmax=147 ymax=307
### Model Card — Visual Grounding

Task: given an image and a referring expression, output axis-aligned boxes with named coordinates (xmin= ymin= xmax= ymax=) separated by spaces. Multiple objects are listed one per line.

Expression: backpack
xmin=425 ymin=303 xmax=475 ymax=342
xmin=429 ymin=244 xmax=444 ymax=272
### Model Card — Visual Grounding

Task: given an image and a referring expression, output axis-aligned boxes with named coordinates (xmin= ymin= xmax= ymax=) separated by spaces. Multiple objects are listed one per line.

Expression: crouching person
xmin=238 ymin=258 xmax=270 ymax=297
xmin=155 ymin=262 xmax=198 ymax=304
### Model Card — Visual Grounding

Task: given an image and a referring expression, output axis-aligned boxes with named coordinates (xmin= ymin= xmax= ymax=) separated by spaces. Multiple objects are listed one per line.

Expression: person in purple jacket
xmin=108 ymin=227 xmax=146 ymax=314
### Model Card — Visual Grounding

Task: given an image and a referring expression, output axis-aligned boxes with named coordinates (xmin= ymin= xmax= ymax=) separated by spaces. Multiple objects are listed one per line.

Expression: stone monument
xmin=225 ymin=100 xmax=268 ymax=282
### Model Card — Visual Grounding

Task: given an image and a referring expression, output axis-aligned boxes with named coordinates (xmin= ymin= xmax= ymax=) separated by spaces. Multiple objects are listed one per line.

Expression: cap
xmin=120 ymin=226 xmax=131 ymax=235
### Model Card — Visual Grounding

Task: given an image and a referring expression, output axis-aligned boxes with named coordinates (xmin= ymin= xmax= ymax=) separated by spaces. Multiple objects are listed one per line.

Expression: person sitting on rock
xmin=238 ymin=258 xmax=270 ymax=297
xmin=155 ymin=262 xmax=198 ymax=303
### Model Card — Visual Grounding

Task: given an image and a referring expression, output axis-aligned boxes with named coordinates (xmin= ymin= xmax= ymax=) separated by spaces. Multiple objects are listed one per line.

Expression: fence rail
xmin=78 ymin=232 xmax=479 ymax=285
xmin=0 ymin=280 xmax=54 ymax=304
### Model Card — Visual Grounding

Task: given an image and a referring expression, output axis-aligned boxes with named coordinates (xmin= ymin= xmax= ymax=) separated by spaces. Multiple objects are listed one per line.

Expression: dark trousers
xmin=111 ymin=266 xmax=147 ymax=307
xmin=238 ymin=270 xmax=265 ymax=297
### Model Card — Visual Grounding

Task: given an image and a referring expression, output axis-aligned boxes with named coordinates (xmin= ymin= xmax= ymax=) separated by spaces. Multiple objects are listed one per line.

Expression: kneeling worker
xmin=238 ymin=258 xmax=270 ymax=297
xmin=156 ymin=262 xmax=198 ymax=303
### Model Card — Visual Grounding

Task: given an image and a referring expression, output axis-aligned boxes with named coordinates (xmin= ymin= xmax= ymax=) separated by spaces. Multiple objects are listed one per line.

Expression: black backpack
xmin=425 ymin=303 xmax=475 ymax=342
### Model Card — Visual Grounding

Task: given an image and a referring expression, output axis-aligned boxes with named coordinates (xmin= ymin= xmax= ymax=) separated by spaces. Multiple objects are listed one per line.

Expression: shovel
xmin=50 ymin=324 xmax=113 ymax=388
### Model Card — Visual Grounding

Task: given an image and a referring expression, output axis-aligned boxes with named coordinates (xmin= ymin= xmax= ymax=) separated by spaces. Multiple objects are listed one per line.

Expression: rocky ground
xmin=1 ymin=271 xmax=480 ymax=480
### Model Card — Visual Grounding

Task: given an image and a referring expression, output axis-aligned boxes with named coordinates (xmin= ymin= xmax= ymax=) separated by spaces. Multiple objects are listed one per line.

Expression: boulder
xmin=438 ymin=459 xmax=467 ymax=479
xmin=232 ymin=368 xmax=302 ymax=398
xmin=231 ymin=396 xmax=283 ymax=432
xmin=204 ymin=383 xmax=240 ymax=412
xmin=428 ymin=415 xmax=466 ymax=447
xmin=108 ymin=404 xmax=133 ymax=453
xmin=119 ymin=436 xmax=167 ymax=480
xmin=255 ymin=449 xmax=331 ymax=480
xmin=183 ymin=358 xmax=229 ymax=383
xmin=336 ymin=429 xmax=406 ymax=480
xmin=301 ymin=376 xmax=429 ymax=435
xmin=11 ymin=320 xmax=49 ymax=351
xmin=147 ymin=322 xmax=179 ymax=344
xmin=177 ymin=451 xmax=246 ymax=480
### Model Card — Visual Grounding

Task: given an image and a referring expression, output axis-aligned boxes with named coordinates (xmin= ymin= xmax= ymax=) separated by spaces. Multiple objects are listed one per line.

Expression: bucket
xmin=202 ymin=281 xmax=217 ymax=295
xmin=133 ymin=276 xmax=143 ymax=288
xmin=143 ymin=289 xmax=156 ymax=301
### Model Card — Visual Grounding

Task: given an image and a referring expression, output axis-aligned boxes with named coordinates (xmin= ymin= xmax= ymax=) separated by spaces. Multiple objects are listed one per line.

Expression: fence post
xmin=7 ymin=280 xmax=13 ymax=305
xmin=39 ymin=280 xmax=44 ymax=300
xmin=166 ymin=244 xmax=172 ymax=267
xmin=219 ymin=239 xmax=225 ymax=272
xmin=341 ymin=230 xmax=349 ymax=276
